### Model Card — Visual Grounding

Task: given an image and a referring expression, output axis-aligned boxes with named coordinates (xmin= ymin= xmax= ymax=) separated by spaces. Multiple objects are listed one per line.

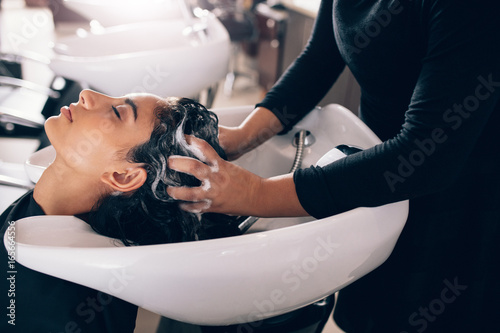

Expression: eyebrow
xmin=125 ymin=98 xmax=138 ymax=121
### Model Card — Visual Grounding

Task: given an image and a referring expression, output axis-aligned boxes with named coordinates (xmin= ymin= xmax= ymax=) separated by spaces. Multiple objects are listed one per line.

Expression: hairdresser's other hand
xmin=167 ymin=136 xmax=308 ymax=217
xmin=218 ymin=125 xmax=247 ymax=161
xmin=218 ymin=107 xmax=284 ymax=161
xmin=25 ymin=0 xmax=49 ymax=6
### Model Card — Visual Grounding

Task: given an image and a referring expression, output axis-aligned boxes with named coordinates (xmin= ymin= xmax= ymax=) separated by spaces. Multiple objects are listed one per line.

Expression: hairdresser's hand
xmin=167 ymin=135 xmax=262 ymax=215
xmin=167 ymin=136 xmax=308 ymax=217
xmin=218 ymin=107 xmax=284 ymax=161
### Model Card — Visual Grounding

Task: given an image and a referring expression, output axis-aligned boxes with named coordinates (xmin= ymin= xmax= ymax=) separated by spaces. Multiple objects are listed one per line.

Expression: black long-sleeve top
xmin=257 ymin=0 xmax=500 ymax=331
xmin=258 ymin=0 xmax=500 ymax=218
xmin=0 ymin=191 xmax=138 ymax=332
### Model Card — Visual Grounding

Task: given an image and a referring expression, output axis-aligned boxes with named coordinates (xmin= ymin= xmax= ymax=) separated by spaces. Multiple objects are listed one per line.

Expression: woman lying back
xmin=0 ymin=89 xmax=238 ymax=332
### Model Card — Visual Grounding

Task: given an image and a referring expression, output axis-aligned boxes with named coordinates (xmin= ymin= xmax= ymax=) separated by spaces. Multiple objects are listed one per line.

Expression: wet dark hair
xmin=88 ymin=98 xmax=240 ymax=246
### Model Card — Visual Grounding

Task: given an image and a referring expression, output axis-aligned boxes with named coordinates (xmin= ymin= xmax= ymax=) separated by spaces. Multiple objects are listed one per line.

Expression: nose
xmin=79 ymin=89 xmax=112 ymax=110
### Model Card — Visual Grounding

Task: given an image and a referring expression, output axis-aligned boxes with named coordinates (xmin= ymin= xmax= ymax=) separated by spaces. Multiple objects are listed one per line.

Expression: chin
xmin=44 ymin=116 xmax=63 ymax=150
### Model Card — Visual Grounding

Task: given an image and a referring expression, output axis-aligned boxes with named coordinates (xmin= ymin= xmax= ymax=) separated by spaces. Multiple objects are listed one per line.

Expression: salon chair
xmin=0 ymin=53 xmax=83 ymax=191
xmin=0 ymin=55 xmax=51 ymax=134
xmin=196 ymin=0 xmax=258 ymax=96
xmin=0 ymin=54 xmax=82 ymax=139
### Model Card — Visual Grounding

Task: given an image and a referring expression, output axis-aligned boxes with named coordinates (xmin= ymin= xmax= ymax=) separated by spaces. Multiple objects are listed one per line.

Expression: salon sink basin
xmin=5 ymin=104 xmax=408 ymax=325
xmin=63 ymin=0 xmax=183 ymax=27
xmin=49 ymin=13 xmax=230 ymax=97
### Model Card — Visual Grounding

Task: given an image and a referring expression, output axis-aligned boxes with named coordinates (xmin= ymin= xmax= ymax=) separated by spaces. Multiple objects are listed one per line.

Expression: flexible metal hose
xmin=289 ymin=130 xmax=307 ymax=174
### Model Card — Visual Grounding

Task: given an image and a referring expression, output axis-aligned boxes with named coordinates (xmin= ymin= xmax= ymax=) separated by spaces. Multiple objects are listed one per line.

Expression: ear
xmin=101 ymin=167 xmax=147 ymax=193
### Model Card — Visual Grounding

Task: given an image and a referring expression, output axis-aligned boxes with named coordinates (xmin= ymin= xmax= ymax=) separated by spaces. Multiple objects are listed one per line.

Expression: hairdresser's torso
xmin=321 ymin=1 xmax=500 ymax=331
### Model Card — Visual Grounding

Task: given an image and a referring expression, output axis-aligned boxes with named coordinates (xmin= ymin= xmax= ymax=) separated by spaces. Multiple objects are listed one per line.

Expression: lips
xmin=60 ymin=105 xmax=73 ymax=122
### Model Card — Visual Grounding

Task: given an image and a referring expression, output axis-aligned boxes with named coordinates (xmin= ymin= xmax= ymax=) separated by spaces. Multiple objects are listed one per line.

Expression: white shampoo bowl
xmin=49 ymin=14 xmax=230 ymax=97
xmin=10 ymin=104 xmax=408 ymax=325
xmin=63 ymin=0 xmax=183 ymax=27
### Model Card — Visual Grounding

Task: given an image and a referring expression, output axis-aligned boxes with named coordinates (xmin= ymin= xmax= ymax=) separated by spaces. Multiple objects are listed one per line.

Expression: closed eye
xmin=112 ymin=105 xmax=121 ymax=120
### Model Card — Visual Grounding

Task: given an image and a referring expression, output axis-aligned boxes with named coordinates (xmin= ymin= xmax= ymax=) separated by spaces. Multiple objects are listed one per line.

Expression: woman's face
xmin=45 ymin=89 xmax=161 ymax=179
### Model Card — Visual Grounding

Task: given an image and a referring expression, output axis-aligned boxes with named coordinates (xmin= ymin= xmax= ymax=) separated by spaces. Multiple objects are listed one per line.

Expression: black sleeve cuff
xmin=293 ymin=166 xmax=341 ymax=219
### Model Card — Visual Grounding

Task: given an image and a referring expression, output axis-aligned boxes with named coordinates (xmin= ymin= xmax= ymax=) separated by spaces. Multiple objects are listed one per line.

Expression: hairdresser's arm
xmin=220 ymin=0 xmax=344 ymax=159
xmin=219 ymin=107 xmax=283 ymax=161
xmin=167 ymin=136 xmax=308 ymax=217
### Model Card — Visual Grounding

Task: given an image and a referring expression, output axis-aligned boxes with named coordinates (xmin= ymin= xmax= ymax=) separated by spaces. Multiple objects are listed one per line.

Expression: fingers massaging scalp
xmin=173 ymin=115 xmax=220 ymax=213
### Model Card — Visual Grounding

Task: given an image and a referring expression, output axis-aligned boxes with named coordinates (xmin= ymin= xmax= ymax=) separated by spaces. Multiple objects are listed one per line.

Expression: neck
xmin=33 ymin=160 xmax=108 ymax=215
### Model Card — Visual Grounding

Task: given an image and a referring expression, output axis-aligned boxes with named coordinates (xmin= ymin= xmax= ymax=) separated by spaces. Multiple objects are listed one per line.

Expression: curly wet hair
xmin=89 ymin=98 xmax=240 ymax=246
